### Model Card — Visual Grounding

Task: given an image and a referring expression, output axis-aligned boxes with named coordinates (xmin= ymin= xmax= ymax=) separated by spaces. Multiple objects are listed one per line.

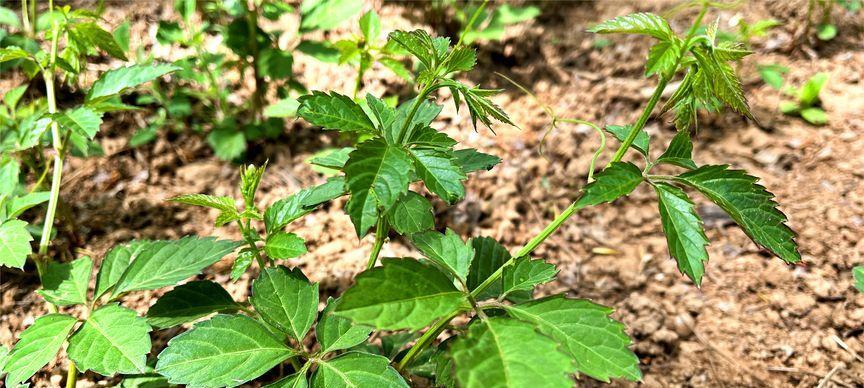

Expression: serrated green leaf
xmin=654 ymin=183 xmax=710 ymax=285
xmin=0 ymin=47 xmax=32 ymax=63
xmin=311 ymin=352 xmax=408 ymax=388
xmin=156 ymin=314 xmax=297 ymax=387
xmin=265 ymin=232 xmax=308 ymax=259
xmin=388 ymin=29 xmax=441 ymax=70
xmin=169 ymin=194 xmax=235 ymax=212
xmin=0 ymin=220 xmax=32 ymax=269
xmin=576 ymin=162 xmax=643 ymax=208
xmin=359 ymin=10 xmax=380 ymax=42
xmin=645 ymin=40 xmax=679 ymax=77
xmin=387 ymin=191 xmax=435 ymax=235
xmin=207 ymin=128 xmax=246 ymax=161
xmin=588 ymin=12 xmax=673 ymax=41
xmin=406 ymin=126 xmax=457 ymax=150
xmin=656 ymin=130 xmax=697 ymax=169
xmin=713 ymin=41 xmax=751 ymax=61
xmin=444 ymin=81 xmax=514 ymax=130
xmin=300 ymin=0 xmax=363 ymax=32
xmin=502 ymin=257 xmax=557 ymax=296
xmin=4 ymin=314 xmax=77 ymax=385
xmin=86 ymin=64 xmax=179 ymax=102
xmin=0 ymin=156 xmax=20 ymax=197
xmin=52 ymin=107 xmax=103 ymax=139
xmin=68 ymin=304 xmax=152 ymax=375
xmin=146 ymin=281 xmax=239 ymax=329
xmin=251 ymin=266 xmax=319 ymax=341
xmin=605 ymin=125 xmax=649 ymax=156
xmin=71 ymin=22 xmax=128 ymax=60
xmin=692 ymin=48 xmax=754 ymax=120
xmin=409 ymin=148 xmax=466 ymax=204
xmin=444 ymin=46 xmax=477 ymax=74
xmin=265 ymin=190 xmax=320 ymax=234
xmin=676 ymin=165 xmax=800 ymax=263
xmin=335 ymin=258 xmax=467 ymax=330
xmin=379 ymin=57 xmax=412 ymax=81
xmin=450 ymin=317 xmax=576 ymax=388
xmin=231 ymin=250 xmax=255 ymax=281
xmin=37 ymin=256 xmax=92 ymax=306
xmin=111 ymin=237 xmax=240 ymax=297
xmin=317 ymin=297 xmax=373 ymax=353
xmin=94 ymin=241 xmax=147 ymax=299
xmin=308 ymin=147 xmax=353 ymax=170
xmin=344 ymin=139 xmax=413 ymax=236
xmin=411 ymin=228 xmax=474 ymax=282
xmin=298 ymin=91 xmax=376 ymax=133
xmin=505 ymin=295 xmax=641 ymax=382
xmin=454 ymin=148 xmax=501 ymax=173
xmin=467 ymin=237 xmax=510 ymax=299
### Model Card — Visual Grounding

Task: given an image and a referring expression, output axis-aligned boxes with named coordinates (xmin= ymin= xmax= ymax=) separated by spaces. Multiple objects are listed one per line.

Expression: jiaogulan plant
xmin=2 ymin=4 xmax=801 ymax=388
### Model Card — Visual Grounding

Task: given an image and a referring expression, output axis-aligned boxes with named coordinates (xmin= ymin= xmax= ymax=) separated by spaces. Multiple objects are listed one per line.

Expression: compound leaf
xmin=654 ymin=183 xmax=709 ymax=285
xmin=311 ymin=352 xmax=408 ymax=388
xmin=68 ymin=304 xmax=152 ymax=375
xmin=576 ymin=162 xmax=643 ymax=208
xmin=146 ymin=281 xmax=239 ymax=329
xmin=505 ymin=295 xmax=642 ymax=382
xmin=675 ymin=165 xmax=800 ymax=263
xmin=410 ymin=228 xmax=474 ymax=282
xmin=450 ymin=317 xmax=576 ymax=388
xmin=156 ymin=314 xmax=297 ymax=387
xmin=335 ymin=258 xmax=467 ymax=330
xmin=37 ymin=256 xmax=92 ymax=306
xmin=251 ymin=266 xmax=319 ymax=341
xmin=3 ymin=314 xmax=77 ymax=385
xmin=298 ymin=91 xmax=376 ymax=133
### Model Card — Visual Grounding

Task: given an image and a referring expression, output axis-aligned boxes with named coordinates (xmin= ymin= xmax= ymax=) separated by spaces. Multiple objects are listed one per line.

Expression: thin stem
xmin=366 ymin=215 xmax=388 ymax=269
xmin=455 ymin=0 xmax=489 ymax=48
xmin=397 ymin=309 xmax=463 ymax=371
xmin=236 ymin=220 xmax=267 ymax=269
xmin=65 ymin=361 xmax=77 ymax=388
xmin=38 ymin=9 xmax=62 ymax=261
xmin=21 ymin=0 xmax=31 ymax=38
xmin=395 ymin=82 xmax=435 ymax=145
xmin=556 ymin=118 xmax=605 ymax=182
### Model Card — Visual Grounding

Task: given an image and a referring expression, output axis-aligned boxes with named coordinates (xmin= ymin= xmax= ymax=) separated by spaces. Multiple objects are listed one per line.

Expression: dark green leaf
xmin=656 ymin=130 xmax=697 ymax=169
xmin=411 ymin=228 xmax=474 ymax=282
xmin=52 ymin=107 xmax=103 ymax=139
xmin=146 ymin=281 xmax=239 ymax=329
xmin=409 ymin=148 xmax=466 ymax=204
xmin=86 ymin=64 xmax=179 ymax=102
xmin=317 ymin=297 xmax=373 ymax=353
xmin=605 ymin=125 xmax=648 ymax=156
xmin=344 ymin=139 xmax=413 ymax=236
xmin=3 ymin=314 xmax=77 ymax=385
xmin=266 ymin=372 xmax=308 ymax=388
xmin=94 ymin=241 xmax=147 ymax=299
xmin=654 ymin=183 xmax=710 ymax=285
xmin=5 ymin=191 xmax=51 ymax=219
xmin=298 ymin=91 xmax=376 ymax=133
xmin=37 ymin=256 xmax=92 ymax=306
xmin=311 ymin=352 xmax=408 ymax=388
xmin=387 ymin=191 xmax=435 ymax=235
xmin=71 ymin=22 xmax=128 ymax=60
xmin=576 ymin=162 xmax=643 ymax=208
xmin=467 ymin=237 xmax=510 ymax=299
xmin=502 ymin=257 xmax=556 ymax=296
xmin=251 ymin=266 xmax=319 ymax=341
xmin=68 ymin=304 xmax=152 ymax=375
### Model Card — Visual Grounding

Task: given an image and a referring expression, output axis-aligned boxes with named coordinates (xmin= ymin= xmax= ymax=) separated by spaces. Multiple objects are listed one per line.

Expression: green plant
xmin=780 ymin=72 xmax=829 ymax=125
xmin=805 ymin=0 xmax=861 ymax=42
xmin=757 ymin=64 xmax=789 ymax=90
xmin=431 ymin=0 xmax=540 ymax=45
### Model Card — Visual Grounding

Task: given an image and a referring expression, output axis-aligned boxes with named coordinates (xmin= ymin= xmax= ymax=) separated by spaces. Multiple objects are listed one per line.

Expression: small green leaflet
xmin=146 ymin=281 xmax=240 ymax=329
xmin=299 ymin=0 xmax=362 ymax=32
xmin=645 ymin=40 xmax=679 ymax=77
xmin=0 ymin=220 xmax=32 ymax=269
xmin=3 ymin=314 xmax=77 ymax=385
xmin=37 ymin=256 xmax=93 ymax=306
xmin=656 ymin=130 xmax=697 ymax=169
xmin=605 ymin=125 xmax=649 ymax=157
xmin=588 ymin=12 xmax=673 ymax=41
xmin=798 ymin=73 xmax=828 ymax=107
xmin=344 ymin=139 xmax=413 ymax=236
xmin=111 ymin=237 xmax=241 ymax=297
xmin=51 ymin=107 xmax=103 ymax=139
xmin=317 ymin=297 xmax=373 ymax=353
xmin=231 ymin=250 xmax=255 ymax=281
xmin=576 ymin=162 xmax=643 ymax=208
xmin=387 ymin=191 xmax=435 ymax=235
xmin=335 ymin=258 xmax=468 ymax=330
xmin=467 ymin=237 xmax=510 ymax=299
xmin=854 ymin=267 xmax=864 ymax=293
xmin=388 ymin=29 xmax=445 ymax=71
xmin=67 ymin=304 xmax=152 ymax=375
xmin=264 ymin=232 xmax=308 ymax=259
xmin=501 ymin=257 xmax=557 ymax=296
xmin=156 ymin=314 xmax=297 ymax=387
xmin=264 ymin=98 xmax=300 ymax=118
xmin=675 ymin=165 xmax=800 ymax=263
xmin=691 ymin=48 xmax=754 ymax=121
xmin=654 ymin=183 xmax=710 ymax=285
xmin=251 ymin=266 xmax=319 ymax=341
xmin=454 ymin=149 xmax=501 ymax=173
xmin=505 ymin=295 xmax=642 ymax=382
xmin=298 ymin=91 xmax=376 ymax=133
xmin=450 ymin=318 xmax=576 ymax=388
xmin=411 ymin=228 xmax=474 ymax=282
xmin=70 ymin=22 xmax=128 ymax=61
xmin=409 ymin=148 xmax=466 ymax=204
xmin=170 ymin=193 xmax=235 ymax=212
xmin=5 ymin=191 xmax=51 ymax=219
xmin=312 ymin=352 xmax=408 ymax=388
xmin=308 ymin=147 xmax=353 ymax=170
xmin=86 ymin=64 xmax=180 ymax=102
xmin=240 ymin=163 xmax=266 ymax=208
xmin=94 ymin=241 xmax=147 ymax=299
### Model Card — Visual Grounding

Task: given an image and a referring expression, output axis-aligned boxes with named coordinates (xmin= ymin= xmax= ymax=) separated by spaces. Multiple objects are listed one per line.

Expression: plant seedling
xmin=780 ymin=72 xmax=829 ymax=125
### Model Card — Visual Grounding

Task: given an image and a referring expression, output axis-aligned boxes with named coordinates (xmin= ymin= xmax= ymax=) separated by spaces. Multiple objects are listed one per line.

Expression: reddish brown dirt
xmin=2 ymin=1 xmax=863 ymax=387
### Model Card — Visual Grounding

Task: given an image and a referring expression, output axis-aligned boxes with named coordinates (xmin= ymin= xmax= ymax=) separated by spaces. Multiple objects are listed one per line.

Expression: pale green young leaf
xmin=409 ymin=148 xmax=466 ymax=204
xmin=605 ymin=125 xmax=649 ymax=156
xmin=251 ymin=266 xmax=319 ymax=341
xmin=156 ymin=314 xmax=297 ymax=387
xmin=266 ymin=372 xmax=308 ymax=388
xmin=308 ymin=147 xmax=353 ymax=170
xmin=311 ymin=352 xmax=408 ymax=388
xmin=300 ymin=0 xmax=362 ymax=32
xmin=450 ymin=318 xmax=576 ymax=388
xmin=656 ymin=130 xmax=697 ymax=169
xmin=454 ymin=149 xmax=501 ymax=173
xmin=3 ymin=314 xmax=77 ymax=386
xmin=94 ymin=241 xmax=147 ymax=299
xmin=0 ymin=47 xmax=32 ymax=63
xmin=37 ymin=256 xmax=92 ymax=306
xmin=359 ymin=10 xmax=380 ymax=42
xmin=676 ymin=165 xmax=800 ymax=263
xmin=467 ymin=237 xmax=510 ymax=299
xmin=387 ymin=191 xmax=435 ymax=235
xmin=265 ymin=232 xmax=308 ymax=259
xmin=111 ymin=237 xmax=241 ymax=297
xmin=411 ymin=228 xmax=474 ymax=282
xmin=71 ymin=22 xmax=128 ymax=61
xmin=801 ymin=107 xmax=828 ymax=125
xmin=654 ymin=183 xmax=710 ymax=285
xmin=505 ymin=295 xmax=642 ymax=382
xmin=146 ymin=281 xmax=239 ymax=329
xmin=240 ymin=163 xmax=266 ymax=208
xmin=5 ymin=191 xmax=51 ymax=219
xmin=335 ymin=258 xmax=468 ymax=330
xmin=588 ymin=12 xmax=673 ymax=41
xmin=713 ymin=41 xmax=751 ymax=62
xmin=0 ymin=220 xmax=32 ymax=269
xmin=231 ymin=250 xmax=255 ymax=281
xmin=52 ymin=107 xmax=103 ymax=139
xmin=502 ymin=257 xmax=557 ymax=296
xmin=67 ymin=304 xmax=152 ymax=375
xmin=298 ymin=91 xmax=376 ymax=133
xmin=207 ymin=128 xmax=246 ymax=160
xmin=817 ymin=24 xmax=837 ymax=40
xmin=757 ymin=64 xmax=788 ymax=90
xmin=317 ymin=297 xmax=373 ymax=353
xmin=379 ymin=57 xmax=412 ymax=81
xmin=798 ymin=73 xmax=828 ymax=107
xmin=169 ymin=194 xmax=235 ymax=212
xmin=692 ymin=48 xmax=754 ymax=120
xmin=854 ymin=267 xmax=864 ymax=293
xmin=576 ymin=162 xmax=643 ymax=208
xmin=0 ymin=156 xmax=20 ymax=197
xmin=645 ymin=40 xmax=679 ymax=77
xmin=264 ymin=98 xmax=300 ymax=118
xmin=86 ymin=64 xmax=180 ymax=102
xmin=344 ymin=139 xmax=413 ymax=236
xmin=3 ymin=85 xmax=28 ymax=110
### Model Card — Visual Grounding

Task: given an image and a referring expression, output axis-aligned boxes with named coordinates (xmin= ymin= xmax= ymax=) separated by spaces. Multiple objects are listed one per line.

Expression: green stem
xmin=556 ymin=118 xmax=605 ymax=182
xmin=397 ymin=309 xmax=463 ymax=371
xmin=456 ymin=0 xmax=489 ymax=48
xmin=246 ymin=1 xmax=264 ymax=121
xmin=395 ymin=82 xmax=436 ymax=145
xmin=65 ymin=361 xmax=77 ymax=388
xmin=366 ymin=215 xmax=388 ymax=269
xmin=236 ymin=220 xmax=267 ymax=269
xmin=21 ymin=0 xmax=31 ymax=38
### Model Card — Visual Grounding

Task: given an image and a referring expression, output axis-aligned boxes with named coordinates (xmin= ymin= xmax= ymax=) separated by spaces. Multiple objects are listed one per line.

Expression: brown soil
xmin=2 ymin=1 xmax=863 ymax=387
